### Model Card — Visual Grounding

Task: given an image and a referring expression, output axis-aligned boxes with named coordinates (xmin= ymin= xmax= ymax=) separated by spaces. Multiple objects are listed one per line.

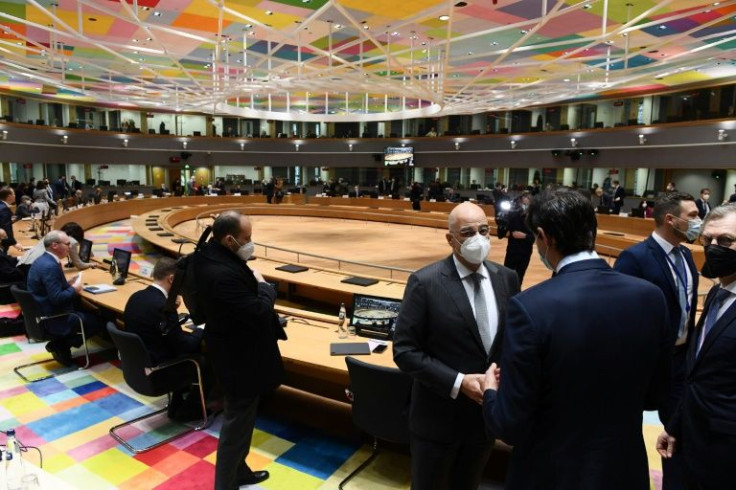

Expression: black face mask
xmin=701 ymin=244 xmax=736 ymax=279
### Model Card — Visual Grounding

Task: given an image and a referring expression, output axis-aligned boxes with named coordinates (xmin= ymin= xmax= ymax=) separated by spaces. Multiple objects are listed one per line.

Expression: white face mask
xmin=231 ymin=236 xmax=255 ymax=261
xmin=454 ymin=233 xmax=491 ymax=265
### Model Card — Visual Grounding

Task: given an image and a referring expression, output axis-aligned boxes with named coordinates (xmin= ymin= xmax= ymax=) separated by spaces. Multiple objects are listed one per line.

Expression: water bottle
xmin=5 ymin=430 xmax=24 ymax=490
xmin=338 ymin=303 xmax=348 ymax=339
xmin=346 ymin=305 xmax=356 ymax=336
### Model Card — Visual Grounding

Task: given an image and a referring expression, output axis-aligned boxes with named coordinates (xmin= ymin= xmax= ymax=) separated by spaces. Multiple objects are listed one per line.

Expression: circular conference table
xmin=53 ymin=193 xmax=699 ymax=402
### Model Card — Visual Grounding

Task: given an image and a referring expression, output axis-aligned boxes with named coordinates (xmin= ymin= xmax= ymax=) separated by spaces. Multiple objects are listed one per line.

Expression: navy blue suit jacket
xmin=27 ymin=252 xmax=78 ymax=336
xmin=666 ymin=285 xmax=736 ymax=487
xmin=483 ymin=259 xmax=670 ymax=489
xmin=0 ymin=201 xmax=16 ymax=247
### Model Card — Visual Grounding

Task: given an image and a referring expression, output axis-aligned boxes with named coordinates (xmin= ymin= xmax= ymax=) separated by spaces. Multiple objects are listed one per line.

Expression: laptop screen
xmin=350 ymin=294 xmax=402 ymax=337
xmin=111 ymin=248 xmax=132 ymax=279
xmin=78 ymin=239 xmax=93 ymax=263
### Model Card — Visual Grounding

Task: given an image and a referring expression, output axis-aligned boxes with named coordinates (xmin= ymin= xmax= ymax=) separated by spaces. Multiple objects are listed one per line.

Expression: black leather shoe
xmin=49 ymin=347 xmax=75 ymax=367
xmin=239 ymin=471 xmax=269 ymax=486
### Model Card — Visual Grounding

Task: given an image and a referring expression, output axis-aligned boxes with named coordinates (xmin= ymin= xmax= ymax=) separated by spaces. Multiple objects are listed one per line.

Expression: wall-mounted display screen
xmin=384 ymin=146 xmax=414 ymax=166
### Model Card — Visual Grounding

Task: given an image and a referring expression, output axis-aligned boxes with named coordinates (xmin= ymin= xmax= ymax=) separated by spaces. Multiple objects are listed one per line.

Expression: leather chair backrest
xmin=345 ymin=356 xmax=412 ymax=445
xmin=107 ymin=322 xmax=158 ymax=397
xmin=10 ymin=285 xmax=47 ymax=342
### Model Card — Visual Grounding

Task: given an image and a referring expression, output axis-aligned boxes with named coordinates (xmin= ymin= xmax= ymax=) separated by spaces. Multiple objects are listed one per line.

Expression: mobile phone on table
xmin=372 ymin=344 xmax=388 ymax=354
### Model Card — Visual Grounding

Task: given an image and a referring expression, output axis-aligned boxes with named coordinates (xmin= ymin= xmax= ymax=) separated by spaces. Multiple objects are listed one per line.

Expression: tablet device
xmin=111 ymin=248 xmax=132 ymax=279
xmin=275 ymin=264 xmax=309 ymax=273
xmin=341 ymin=276 xmax=379 ymax=287
xmin=330 ymin=342 xmax=371 ymax=356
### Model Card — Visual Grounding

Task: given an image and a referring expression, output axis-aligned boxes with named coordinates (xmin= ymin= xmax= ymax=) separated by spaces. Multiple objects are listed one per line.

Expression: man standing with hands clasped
xmin=482 ymin=189 xmax=670 ymax=489
xmin=393 ymin=202 xmax=519 ymax=490
xmin=657 ymin=203 xmax=736 ymax=489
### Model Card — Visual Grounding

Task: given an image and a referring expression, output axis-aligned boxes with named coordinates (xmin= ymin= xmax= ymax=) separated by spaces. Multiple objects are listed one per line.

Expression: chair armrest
xmin=38 ymin=312 xmax=84 ymax=332
xmin=145 ymin=356 xmax=203 ymax=388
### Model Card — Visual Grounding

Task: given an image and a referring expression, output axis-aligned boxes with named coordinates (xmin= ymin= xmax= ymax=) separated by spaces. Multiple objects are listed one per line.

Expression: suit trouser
xmin=214 ymin=394 xmax=260 ymax=490
xmin=410 ymin=431 xmax=493 ymax=490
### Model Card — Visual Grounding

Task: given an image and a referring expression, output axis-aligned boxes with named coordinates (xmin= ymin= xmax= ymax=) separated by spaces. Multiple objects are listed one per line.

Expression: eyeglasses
xmin=454 ymin=226 xmax=491 ymax=239
xmin=56 ymin=241 xmax=71 ymax=247
xmin=699 ymin=234 xmax=736 ymax=248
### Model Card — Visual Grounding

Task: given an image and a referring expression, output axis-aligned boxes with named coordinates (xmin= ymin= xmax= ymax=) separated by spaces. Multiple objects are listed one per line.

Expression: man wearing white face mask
xmin=614 ymin=192 xmax=700 ymax=490
xmin=393 ymin=202 xmax=519 ymax=490
xmin=695 ymin=188 xmax=711 ymax=219
xmin=193 ymin=211 xmax=286 ymax=490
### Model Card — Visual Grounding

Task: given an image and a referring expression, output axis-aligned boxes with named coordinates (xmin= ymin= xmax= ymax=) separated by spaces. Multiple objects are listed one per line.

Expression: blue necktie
xmin=671 ymin=247 xmax=688 ymax=337
xmin=699 ymin=287 xmax=731 ymax=355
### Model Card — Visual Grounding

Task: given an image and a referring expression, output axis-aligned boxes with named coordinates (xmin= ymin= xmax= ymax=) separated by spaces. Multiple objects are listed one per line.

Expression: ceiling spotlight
xmin=295 ymin=143 xmax=300 ymax=152
xmin=240 ymin=142 xmax=245 ymax=150
xmin=1 ymin=130 xmax=6 ymax=141
xmin=718 ymin=129 xmax=728 ymax=141
xmin=510 ymin=140 xmax=517 ymax=149
xmin=570 ymin=137 xmax=577 ymax=148
xmin=348 ymin=143 xmax=353 ymax=151
xmin=638 ymin=134 xmax=647 ymax=145
xmin=439 ymin=14 xmax=450 ymax=21
xmin=61 ymin=135 xmax=68 ymax=144
xmin=182 ymin=141 xmax=188 ymax=149
xmin=122 ymin=139 xmax=129 ymax=148
xmin=454 ymin=141 xmax=460 ymax=150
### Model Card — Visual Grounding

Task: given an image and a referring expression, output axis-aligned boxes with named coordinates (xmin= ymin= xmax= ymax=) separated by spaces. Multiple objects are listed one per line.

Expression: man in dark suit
xmin=657 ymin=203 xmax=736 ymax=489
xmin=193 ymin=211 xmax=286 ymax=490
xmin=614 ymin=192 xmax=700 ymax=490
xmin=0 ymin=187 xmax=23 ymax=253
xmin=124 ymin=257 xmax=206 ymax=421
xmin=695 ymin=188 xmax=711 ymax=219
xmin=393 ymin=202 xmax=520 ymax=490
xmin=123 ymin=257 xmax=203 ymax=365
xmin=503 ymin=193 xmax=534 ymax=285
xmin=611 ymin=179 xmax=625 ymax=214
xmin=27 ymin=230 xmax=105 ymax=366
xmin=482 ymin=189 xmax=670 ymax=489
xmin=0 ymin=229 xmax=23 ymax=303
xmin=592 ymin=187 xmax=612 ymax=212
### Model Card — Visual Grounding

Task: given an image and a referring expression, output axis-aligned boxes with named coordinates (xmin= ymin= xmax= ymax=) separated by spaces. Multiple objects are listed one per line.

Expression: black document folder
xmin=341 ymin=276 xmax=379 ymax=287
xmin=330 ymin=342 xmax=371 ymax=356
xmin=276 ymin=264 xmax=309 ymax=273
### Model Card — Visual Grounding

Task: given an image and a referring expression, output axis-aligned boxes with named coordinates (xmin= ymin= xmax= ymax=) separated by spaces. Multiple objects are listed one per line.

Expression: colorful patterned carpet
xmin=0 ymin=220 xmax=664 ymax=489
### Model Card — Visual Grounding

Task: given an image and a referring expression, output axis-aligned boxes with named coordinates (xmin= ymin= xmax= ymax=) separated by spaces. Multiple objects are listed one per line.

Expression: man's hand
xmin=13 ymin=243 xmax=24 ymax=252
xmin=483 ymin=362 xmax=501 ymax=392
xmin=656 ymin=431 xmax=676 ymax=458
xmin=511 ymin=231 xmax=527 ymax=240
xmin=460 ymin=374 xmax=485 ymax=404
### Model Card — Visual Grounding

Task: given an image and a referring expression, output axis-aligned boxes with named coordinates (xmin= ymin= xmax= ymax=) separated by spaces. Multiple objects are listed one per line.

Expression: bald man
xmin=393 ymin=202 xmax=520 ymax=490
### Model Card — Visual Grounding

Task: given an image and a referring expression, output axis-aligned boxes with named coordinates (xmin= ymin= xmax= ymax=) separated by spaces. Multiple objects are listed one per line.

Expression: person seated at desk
xmin=123 ymin=257 xmax=209 ymax=421
xmin=0 ymin=229 xmax=24 ymax=303
xmin=27 ymin=230 xmax=105 ymax=366
xmin=15 ymin=195 xmax=34 ymax=219
xmin=18 ymin=223 xmax=95 ymax=278
xmin=593 ymin=187 xmax=612 ymax=213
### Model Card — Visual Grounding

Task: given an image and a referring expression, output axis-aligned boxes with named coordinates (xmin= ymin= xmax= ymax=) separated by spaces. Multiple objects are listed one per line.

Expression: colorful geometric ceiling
xmin=0 ymin=0 xmax=735 ymax=121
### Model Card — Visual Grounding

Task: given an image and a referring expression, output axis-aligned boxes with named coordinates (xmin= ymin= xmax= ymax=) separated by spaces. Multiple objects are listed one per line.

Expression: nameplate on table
xmin=83 ymin=284 xmax=117 ymax=295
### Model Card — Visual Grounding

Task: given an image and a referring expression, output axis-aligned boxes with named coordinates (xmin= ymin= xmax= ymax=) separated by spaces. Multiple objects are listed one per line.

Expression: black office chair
xmin=340 ymin=357 xmax=412 ymax=489
xmin=106 ymin=322 xmax=209 ymax=453
xmin=10 ymin=285 xmax=90 ymax=382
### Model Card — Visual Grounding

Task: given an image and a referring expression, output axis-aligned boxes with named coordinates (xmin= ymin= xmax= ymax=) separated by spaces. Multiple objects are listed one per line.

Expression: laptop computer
xmin=78 ymin=238 xmax=93 ymax=263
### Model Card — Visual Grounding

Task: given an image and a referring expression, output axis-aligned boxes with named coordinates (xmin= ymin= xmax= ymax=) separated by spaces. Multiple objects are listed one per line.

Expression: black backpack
xmin=164 ymin=226 xmax=212 ymax=325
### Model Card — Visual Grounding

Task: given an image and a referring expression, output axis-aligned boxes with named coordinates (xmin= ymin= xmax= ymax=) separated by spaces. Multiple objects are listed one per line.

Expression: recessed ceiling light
xmin=132 ymin=39 xmax=138 ymax=42
xmin=439 ymin=14 xmax=450 ymax=21
xmin=467 ymin=51 xmax=473 ymax=55
xmin=302 ymin=0 xmax=311 ymax=3
xmin=146 ymin=37 xmax=152 ymax=41
xmin=520 ymin=29 xmax=528 ymax=34
xmin=153 ymin=11 xmax=161 ymax=17
xmin=363 ymin=25 xmax=369 ymax=30
xmin=713 ymin=2 xmax=721 ymax=5
xmin=266 ymin=10 xmax=273 ymax=15
xmin=490 ymin=41 xmax=498 ymax=46
xmin=583 ymin=3 xmax=592 ymax=9
xmin=659 ymin=25 xmax=667 ymax=30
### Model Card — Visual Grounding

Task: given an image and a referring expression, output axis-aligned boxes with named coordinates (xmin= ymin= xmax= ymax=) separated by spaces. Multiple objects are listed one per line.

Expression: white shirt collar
xmin=44 ymin=250 xmax=62 ymax=264
xmin=556 ymin=250 xmax=599 ymax=273
xmin=452 ymin=254 xmax=488 ymax=281
xmin=151 ymin=283 xmax=168 ymax=299
xmin=651 ymin=230 xmax=677 ymax=255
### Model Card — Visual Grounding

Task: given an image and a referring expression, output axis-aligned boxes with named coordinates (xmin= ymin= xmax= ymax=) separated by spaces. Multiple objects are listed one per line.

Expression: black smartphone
xmin=372 ymin=344 xmax=388 ymax=354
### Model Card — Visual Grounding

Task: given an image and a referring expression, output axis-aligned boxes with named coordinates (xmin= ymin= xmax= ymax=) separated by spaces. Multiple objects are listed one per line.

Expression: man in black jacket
xmin=193 ymin=211 xmax=286 ymax=490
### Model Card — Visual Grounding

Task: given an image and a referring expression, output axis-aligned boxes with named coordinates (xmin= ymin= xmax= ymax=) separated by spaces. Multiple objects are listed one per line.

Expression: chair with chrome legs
xmin=11 ymin=285 xmax=90 ymax=382
xmin=339 ymin=356 xmax=412 ymax=489
xmin=106 ymin=322 xmax=210 ymax=454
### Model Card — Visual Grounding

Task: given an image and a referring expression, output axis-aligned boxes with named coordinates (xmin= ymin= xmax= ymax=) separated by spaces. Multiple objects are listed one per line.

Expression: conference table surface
xmin=73 ymin=267 xmax=395 ymax=401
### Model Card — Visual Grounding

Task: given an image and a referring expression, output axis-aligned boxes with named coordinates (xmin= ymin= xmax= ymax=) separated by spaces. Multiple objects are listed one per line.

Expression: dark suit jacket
xmin=612 ymin=186 xmax=625 ymax=213
xmin=123 ymin=285 xmax=203 ymax=365
xmin=695 ymin=198 xmax=710 ymax=219
xmin=0 ymin=201 xmax=17 ymax=247
xmin=193 ymin=241 xmax=285 ymax=399
xmin=27 ymin=252 xmax=78 ymax=336
xmin=483 ymin=259 xmax=670 ymax=489
xmin=614 ymin=235 xmax=699 ymax=349
xmin=393 ymin=255 xmax=519 ymax=442
xmin=666 ymin=285 xmax=736 ymax=487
